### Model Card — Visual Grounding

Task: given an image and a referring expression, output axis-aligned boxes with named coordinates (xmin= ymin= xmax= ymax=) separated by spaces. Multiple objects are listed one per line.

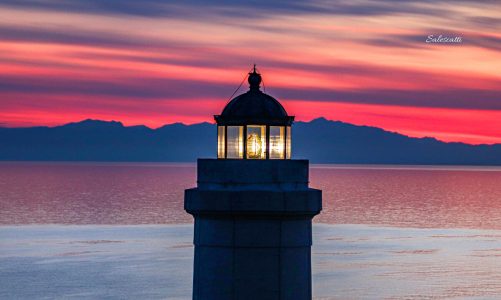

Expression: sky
xmin=0 ymin=0 xmax=500 ymax=144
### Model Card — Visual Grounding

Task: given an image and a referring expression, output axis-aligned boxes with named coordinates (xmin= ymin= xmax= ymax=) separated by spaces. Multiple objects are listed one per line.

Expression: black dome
xmin=221 ymin=90 xmax=287 ymax=119
xmin=214 ymin=67 xmax=294 ymax=126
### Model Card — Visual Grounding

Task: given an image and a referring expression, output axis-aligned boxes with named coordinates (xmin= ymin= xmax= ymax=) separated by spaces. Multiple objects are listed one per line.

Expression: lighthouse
xmin=185 ymin=66 xmax=322 ymax=300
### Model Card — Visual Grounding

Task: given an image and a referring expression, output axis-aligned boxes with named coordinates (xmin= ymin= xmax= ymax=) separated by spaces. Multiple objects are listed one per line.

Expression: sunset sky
xmin=1 ymin=0 xmax=500 ymax=144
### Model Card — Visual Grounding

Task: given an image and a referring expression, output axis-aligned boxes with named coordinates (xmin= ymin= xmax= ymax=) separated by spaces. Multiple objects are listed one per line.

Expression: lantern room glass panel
xmin=227 ymin=126 xmax=243 ymax=159
xmin=286 ymin=126 xmax=291 ymax=159
xmin=217 ymin=126 xmax=225 ymax=159
xmin=246 ymin=125 xmax=266 ymax=159
xmin=269 ymin=126 xmax=285 ymax=159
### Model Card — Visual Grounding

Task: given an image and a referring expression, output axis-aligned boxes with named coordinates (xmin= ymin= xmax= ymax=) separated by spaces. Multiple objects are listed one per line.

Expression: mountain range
xmin=1 ymin=118 xmax=500 ymax=165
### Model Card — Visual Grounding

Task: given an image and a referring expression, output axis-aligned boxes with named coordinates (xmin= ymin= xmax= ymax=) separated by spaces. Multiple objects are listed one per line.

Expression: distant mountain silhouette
xmin=1 ymin=118 xmax=500 ymax=165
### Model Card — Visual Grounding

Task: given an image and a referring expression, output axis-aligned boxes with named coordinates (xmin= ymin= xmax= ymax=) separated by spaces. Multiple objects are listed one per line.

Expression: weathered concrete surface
xmin=185 ymin=159 xmax=322 ymax=300
xmin=196 ymin=159 xmax=310 ymax=190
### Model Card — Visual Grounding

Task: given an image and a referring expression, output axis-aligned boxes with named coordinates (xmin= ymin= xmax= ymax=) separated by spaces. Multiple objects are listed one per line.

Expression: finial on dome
xmin=248 ymin=64 xmax=261 ymax=91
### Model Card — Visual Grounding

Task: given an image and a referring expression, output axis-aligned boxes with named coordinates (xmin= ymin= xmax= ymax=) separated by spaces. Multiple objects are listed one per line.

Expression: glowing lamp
xmin=247 ymin=133 xmax=262 ymax=159
xmin=214 ymin=66 xmax=294 ymax=159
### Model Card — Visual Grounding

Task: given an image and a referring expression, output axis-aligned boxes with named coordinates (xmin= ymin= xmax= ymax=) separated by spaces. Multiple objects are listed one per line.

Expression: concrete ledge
xmin=185 ymin=188 xmax=322 ymax=216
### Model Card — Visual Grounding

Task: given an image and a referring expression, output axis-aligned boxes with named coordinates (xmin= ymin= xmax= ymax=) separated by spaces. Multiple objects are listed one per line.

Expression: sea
xmin=1 ymin=162 xmax=501 ymax=299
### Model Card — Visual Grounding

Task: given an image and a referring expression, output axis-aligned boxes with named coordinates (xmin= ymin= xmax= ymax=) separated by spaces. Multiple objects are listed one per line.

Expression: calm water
xmin=2 ymin=225 xmax=501 ymax=299
xmin=1 ymin=162 xmax=501 ymax=228
xmin=2 ymin=162 xmax=501 ymax=299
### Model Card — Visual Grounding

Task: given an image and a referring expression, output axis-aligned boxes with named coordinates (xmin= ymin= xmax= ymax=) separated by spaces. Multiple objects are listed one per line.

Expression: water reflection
xmin=311 ymin=165 xmax=501 ymax=229
xmin=1 ymin=162 xmax=501 ymax=228
xmin=0 ymin=162 xmax=195 ymax=224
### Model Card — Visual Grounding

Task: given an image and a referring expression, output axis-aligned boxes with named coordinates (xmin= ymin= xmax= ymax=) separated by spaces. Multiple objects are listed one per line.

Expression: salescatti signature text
xmin=426 ymin=35 xmax=462 ymax=43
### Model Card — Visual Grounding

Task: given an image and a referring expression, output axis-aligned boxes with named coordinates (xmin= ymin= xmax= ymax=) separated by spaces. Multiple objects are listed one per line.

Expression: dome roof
xmin=214 ymin=67 xmax=294 ymax=126
xmin=221 ymin=90 xmax=288 ymax=119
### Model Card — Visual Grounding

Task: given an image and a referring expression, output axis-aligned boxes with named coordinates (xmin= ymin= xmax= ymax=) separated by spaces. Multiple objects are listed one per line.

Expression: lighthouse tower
xmin=185 ymin=66 xmax=322 ymax=300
